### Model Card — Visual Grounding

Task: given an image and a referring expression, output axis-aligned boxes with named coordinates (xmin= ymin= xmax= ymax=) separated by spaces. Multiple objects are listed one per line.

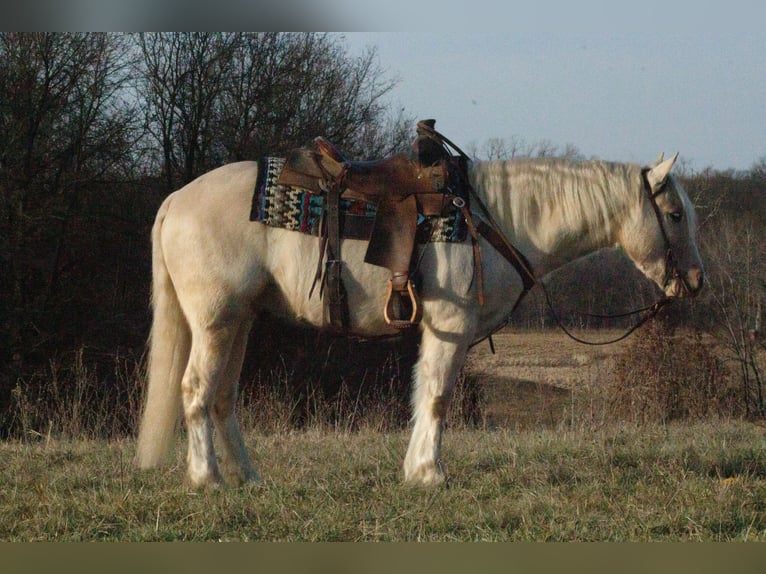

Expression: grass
xmin=3 ymin=420 xmax=766 ymax=541
xmin=3 ymin=327 xmax=766 ymax=541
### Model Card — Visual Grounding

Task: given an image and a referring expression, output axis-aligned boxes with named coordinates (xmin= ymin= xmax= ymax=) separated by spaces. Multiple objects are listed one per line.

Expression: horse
xmin=134 ymin=151 xmax=703 ymax=488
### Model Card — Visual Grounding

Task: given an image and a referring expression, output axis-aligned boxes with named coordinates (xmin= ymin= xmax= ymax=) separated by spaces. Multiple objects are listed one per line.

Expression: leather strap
xmin=476 ymin=220 xmax=536 ymax=312
xmin=324 ymin=182 xmax=349 ymax=330
xmin=452 ymin=197 xmax=485 ymax=306
xmin=463 ymin=184 xmax=537 ymax=312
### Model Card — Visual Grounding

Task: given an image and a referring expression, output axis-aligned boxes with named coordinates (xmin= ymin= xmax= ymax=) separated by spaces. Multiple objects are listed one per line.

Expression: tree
xmin=478 ymin=136 xmax=583 ymax=162
xmin=0 ymin=32 xmax=417 ymax=436
xmin=137 ymin=33 xmax=413 ymax=193
xmin=0 ymin=33 xmax=142 ymax=413
xmin=751 ymin=156 xmax=766 ymax=180
xmin=137 ymin=32 xmax=238 ymax=190
xmin=704 ymin=215 xmax=766 ymax=418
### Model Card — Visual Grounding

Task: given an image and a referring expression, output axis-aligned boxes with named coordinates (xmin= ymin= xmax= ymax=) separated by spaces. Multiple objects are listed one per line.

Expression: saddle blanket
xmin=249 ymin=156 xmax=467 ymax=244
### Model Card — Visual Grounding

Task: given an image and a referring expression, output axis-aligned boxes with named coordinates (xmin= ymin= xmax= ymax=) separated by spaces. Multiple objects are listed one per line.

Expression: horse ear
xmin=647 ymin=152 xmax=679 ymax=188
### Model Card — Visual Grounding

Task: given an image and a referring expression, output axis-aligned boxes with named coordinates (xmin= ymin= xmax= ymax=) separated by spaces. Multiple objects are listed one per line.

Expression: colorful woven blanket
xmin=249 ymin=156 xmax=467 ymax=244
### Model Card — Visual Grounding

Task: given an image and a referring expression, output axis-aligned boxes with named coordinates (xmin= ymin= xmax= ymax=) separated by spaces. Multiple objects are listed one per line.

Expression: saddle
xmin=277 ymin=119 xmax=470 ymax=330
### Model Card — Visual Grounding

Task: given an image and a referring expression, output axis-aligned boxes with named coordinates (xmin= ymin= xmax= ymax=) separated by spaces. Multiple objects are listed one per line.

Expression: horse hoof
xmin=187 ymin=471 xmax=224 ymax=490
xmin=403 ymin=463 xmax=446 ymax=487
xmin=226 ymin=469 xmax=260 ymax=487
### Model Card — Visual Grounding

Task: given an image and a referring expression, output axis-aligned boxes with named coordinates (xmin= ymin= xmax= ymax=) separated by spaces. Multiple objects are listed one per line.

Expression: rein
xmin=465 ymin=168 xmax=676 ymax=348
xmin=415 ymin=124 xmax=678 ymax=348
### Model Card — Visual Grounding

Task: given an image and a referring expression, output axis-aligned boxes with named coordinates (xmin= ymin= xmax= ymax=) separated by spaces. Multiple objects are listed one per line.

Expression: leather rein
xmin=404 ymin=125 xmax=688 ymax=348
xmin=454 ymin=156 xmax=686 ymax=348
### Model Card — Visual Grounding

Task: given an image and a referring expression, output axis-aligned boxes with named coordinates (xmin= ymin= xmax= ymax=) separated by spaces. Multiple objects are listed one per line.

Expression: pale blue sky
xmin=11 ymin=0 xmax=762 ymax=172
xmin=341 ymin=31 xmax=766 ymax=172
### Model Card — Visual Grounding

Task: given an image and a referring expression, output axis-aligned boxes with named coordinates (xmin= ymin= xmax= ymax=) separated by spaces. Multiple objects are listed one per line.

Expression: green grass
xmin=3 ymin=420 xmax=766 ymax=541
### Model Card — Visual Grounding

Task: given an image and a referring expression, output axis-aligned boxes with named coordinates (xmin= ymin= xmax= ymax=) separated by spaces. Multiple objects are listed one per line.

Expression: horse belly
xmin=261 ymin=229 xmax=397 ymax=335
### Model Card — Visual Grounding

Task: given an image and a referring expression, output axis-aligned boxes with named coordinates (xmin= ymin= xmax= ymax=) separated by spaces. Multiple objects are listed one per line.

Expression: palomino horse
xmin=135 ymin=152 xmax=703 ymax=487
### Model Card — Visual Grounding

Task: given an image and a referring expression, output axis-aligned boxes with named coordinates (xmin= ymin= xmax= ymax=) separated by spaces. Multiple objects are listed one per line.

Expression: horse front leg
xmin=403 ymin=323 xmax=472 ymax=486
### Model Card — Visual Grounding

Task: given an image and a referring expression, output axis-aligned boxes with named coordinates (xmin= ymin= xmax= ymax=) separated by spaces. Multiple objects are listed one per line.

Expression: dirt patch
xmin=464 ymin=329 xmax=632 ymax=429
xmin=473 ymin=374 xmax=571 ymax=429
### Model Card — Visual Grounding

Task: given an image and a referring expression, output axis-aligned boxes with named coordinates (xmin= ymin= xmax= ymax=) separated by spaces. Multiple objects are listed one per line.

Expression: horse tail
xmin=135 ymin=195 xmax=190 ymax=469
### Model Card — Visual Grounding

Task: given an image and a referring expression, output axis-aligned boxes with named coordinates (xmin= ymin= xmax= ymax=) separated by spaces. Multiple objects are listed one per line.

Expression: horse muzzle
xmin=665 ymin=266 xmax=704 ymax=298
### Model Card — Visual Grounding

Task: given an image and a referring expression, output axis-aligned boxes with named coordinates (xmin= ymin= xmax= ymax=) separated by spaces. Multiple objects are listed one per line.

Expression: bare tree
xmin=479 ymin=136 xmax=582 ymax=161
xmin=137 ymin=33 xmax=412 ymax=192
xmin=137 ymin=32 xmax=238 ymax=190
xmin=481 ymin=136 xmax=533 ymax=160
xmin=751 ymin=156 xmax=766 ymax=179
xmin=0 ymin=33 xmax=141 ymax=400
xmin=704 ymin=215 xmax=766 ymax=418
xmin=0 ymin=32 xmax=416 ymax=435
xmin=350 ymin=106 xmax=414 ymax=159
xmin=216 ymin=32 xmax=410 ymax=159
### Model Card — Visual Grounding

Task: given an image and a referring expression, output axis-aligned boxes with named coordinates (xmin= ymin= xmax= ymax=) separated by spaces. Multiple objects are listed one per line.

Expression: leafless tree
xmin=0 ymin=32 xmax=418 ymax=435
xmin=479 ymin=135 xmax=582 ymax=161
xmin=704 ymin=215 xmax=766 ymax=418
xmin=137 ymin=33 xmax=412 ymax=192
xmin=137 ymin=32 xmax=238 ymax=190
xmin=1 ymin=33 xmax=142 ymax=406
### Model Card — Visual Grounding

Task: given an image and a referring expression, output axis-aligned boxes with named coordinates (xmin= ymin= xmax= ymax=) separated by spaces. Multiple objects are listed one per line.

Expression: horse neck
xmin=471 ymin=159 xmax=639 ymax=275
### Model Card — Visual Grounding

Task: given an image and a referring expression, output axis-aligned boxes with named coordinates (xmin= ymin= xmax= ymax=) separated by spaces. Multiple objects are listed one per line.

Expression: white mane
xmin=469 ymin=158 xmax=643 ymax=263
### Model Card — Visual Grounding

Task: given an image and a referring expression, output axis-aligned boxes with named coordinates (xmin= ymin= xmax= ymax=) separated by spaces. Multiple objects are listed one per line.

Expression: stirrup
xmin=383 ymin=278 xmax=422 ymax=329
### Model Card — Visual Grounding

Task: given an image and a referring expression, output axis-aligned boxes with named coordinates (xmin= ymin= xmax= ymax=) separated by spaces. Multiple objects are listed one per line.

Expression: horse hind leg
xmin=211 ymin=319 xmax=259 ymax=486
xmin=181 ymin=322 xmax=242 ymax=488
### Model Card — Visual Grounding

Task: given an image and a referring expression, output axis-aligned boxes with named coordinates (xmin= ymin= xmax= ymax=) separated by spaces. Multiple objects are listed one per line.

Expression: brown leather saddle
xmin=277 ymin=119 xmax=470 ymax=330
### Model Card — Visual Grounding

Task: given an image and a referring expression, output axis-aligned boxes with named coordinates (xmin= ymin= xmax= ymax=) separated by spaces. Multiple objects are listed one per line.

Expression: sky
xmin=340 ymin=29 xmax=766 ymax=172
xmin=4 ymin=1 xmax=763 ymax=172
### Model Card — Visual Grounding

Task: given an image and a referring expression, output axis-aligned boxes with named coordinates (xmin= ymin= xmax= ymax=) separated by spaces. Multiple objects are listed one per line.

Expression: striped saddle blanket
xmin=249 ymin=156 xmax=467 ymax=244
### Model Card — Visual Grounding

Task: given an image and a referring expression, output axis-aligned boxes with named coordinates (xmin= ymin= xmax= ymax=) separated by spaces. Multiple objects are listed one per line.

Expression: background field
xmin=3 ymin=328 xmax=766 ymax=542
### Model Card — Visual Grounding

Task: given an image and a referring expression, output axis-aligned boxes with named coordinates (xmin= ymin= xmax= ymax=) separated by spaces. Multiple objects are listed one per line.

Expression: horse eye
xmin=667 ymin=211 xmax=683 ymax=223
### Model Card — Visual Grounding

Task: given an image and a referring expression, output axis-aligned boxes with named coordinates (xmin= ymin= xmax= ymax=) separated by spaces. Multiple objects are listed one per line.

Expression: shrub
xmin=4 ymin=349 xmax=143 ymax=440
xmin=607 ymin=321 xmax=737 ymax=423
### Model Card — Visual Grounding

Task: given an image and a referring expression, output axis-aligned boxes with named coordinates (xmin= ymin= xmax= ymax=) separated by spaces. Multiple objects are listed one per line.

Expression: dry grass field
xmin=3 ymin=328 xmax=766 ymax=541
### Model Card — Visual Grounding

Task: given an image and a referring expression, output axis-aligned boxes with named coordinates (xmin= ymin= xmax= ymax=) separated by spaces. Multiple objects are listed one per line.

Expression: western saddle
xmin=277 ymin=119 xmax=472 ymax=330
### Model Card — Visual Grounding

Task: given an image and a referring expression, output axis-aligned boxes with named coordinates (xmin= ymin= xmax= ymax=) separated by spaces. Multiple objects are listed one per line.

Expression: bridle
xmin=466 ymin=167 xmax=688 ymax=348
xmin=641 ymin=169 xmax=692 ymax=297
xmin=414 ymin=124 xmax=687 ymax=348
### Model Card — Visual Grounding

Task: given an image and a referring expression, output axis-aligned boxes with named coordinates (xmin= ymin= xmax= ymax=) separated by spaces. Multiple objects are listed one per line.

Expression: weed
xmin=4 ymin=349 xmax=144 ymax=441
xmin=607 ymin=321 xmax=736 ymax=423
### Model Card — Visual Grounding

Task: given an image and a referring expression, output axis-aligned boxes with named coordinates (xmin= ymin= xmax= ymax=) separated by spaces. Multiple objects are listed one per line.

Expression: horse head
xmin=619 ymin=153 xmax=704 ymax=298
